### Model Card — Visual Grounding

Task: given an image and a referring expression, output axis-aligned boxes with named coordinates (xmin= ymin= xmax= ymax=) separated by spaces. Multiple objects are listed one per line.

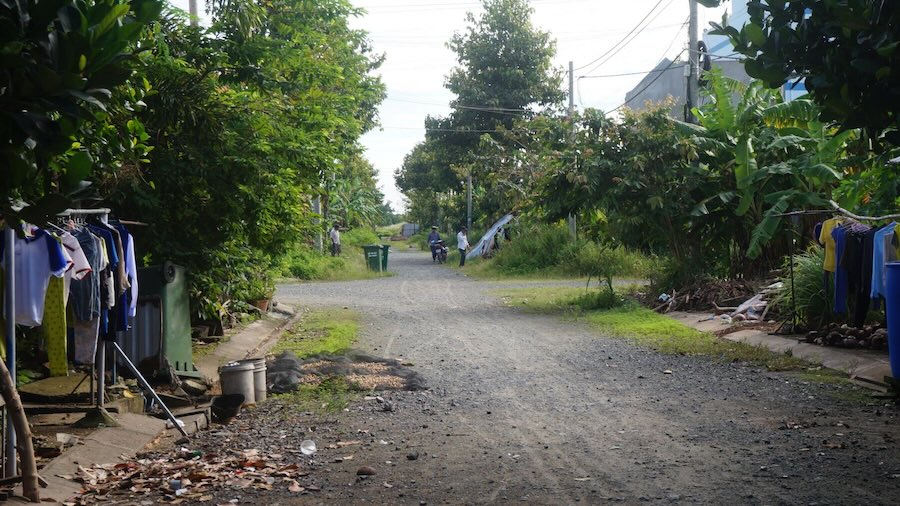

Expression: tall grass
xmin=772 ymin=246 xmax=830 ymax=329
xmin=279 ymin=227 xmax=386 ymax=281
xmin=488 ymin=223 xmax=655 ymax=279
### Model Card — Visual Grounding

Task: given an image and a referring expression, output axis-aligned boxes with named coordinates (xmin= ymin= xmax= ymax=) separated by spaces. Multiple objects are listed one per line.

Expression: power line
xmin=606 ymin=49 xmax=687 ymax=115
xmin=577 ymin=65 xmax=686 ymax=79
xmin=572 ymin=0 xmax=669 ymax=72
xmin=384 ymin=97 xmax=529 ymax=115
xmin=580 ymin=0 xmax=678 ymax=76
xmin=580 ymin=16 xmax=688 ymax=82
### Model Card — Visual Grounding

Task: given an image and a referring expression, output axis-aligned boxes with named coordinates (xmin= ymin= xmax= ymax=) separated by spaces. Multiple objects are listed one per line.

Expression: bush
xmin=772 ymin=247 xmax=830 ymax=329
xmin=569 ymin=288 xmax=627 ymax=310
xmin=342 ymin=228 xmax=380 ymax=247
xmin=492 ymin=223 xmax=572 ymax=274
xmin=489 ymin=222 xmax=656 ymax=279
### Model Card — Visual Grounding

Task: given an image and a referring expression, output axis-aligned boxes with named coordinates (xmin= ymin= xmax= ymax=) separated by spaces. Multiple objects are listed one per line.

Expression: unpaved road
xmin=262 ymin=249 xmax=900 ymax=505
xmin=159 ymin=248 xmax=899 ymax=506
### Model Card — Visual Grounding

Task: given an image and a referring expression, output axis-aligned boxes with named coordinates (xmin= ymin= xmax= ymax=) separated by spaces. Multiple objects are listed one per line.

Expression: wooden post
xmin=0 ymin=358 xmax=39 ymax=501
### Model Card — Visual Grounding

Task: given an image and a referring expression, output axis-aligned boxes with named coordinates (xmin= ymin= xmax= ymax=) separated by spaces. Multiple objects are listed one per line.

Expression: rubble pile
xmin=65 ymin=447 xmax=313 ymax=505
xmin=803 ymin=323 xmax=888 ymax=350
xmin=652 ymin=279 xmax=760 ymax=313
xmin=267 ymin=351 xmax=426 ymax=394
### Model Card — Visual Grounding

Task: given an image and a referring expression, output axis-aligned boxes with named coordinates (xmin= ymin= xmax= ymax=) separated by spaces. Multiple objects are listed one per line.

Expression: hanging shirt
xmin=61 ymin=232 xmax=91 ymax=306
xmin=69 ymin=230 xmax=102 ymax=321
xmin=832 ymin=225 xmax=849 ymax=314
xmin=871 ymin=222 xmax=898 ymax=302
xmin=0 ymin=228 xmax=69 ymax=327
xmin=818 ymin=218 xmax=843 ymax=272
xmin=115 ymin=224 xmax=138 ymax=319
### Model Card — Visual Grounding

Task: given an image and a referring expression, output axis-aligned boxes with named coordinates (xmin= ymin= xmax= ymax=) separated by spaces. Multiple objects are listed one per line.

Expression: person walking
xmin=457 ymin=226 xmax=470 ymax=267
xmin=329 ymin=222 xmax=341 ymax=257
xmin=428 ymin=225 xmax=441 ymax=262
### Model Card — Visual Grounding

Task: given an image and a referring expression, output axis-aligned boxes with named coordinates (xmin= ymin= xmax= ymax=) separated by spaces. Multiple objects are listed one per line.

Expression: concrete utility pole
xmin=568 ymin=61 xmax=575 ymax=117
xmin=466 ymin=169 xmax=473 ymax=232
xmin=189 ymin=0 xmax=198 ymax=26
xmin=312 ymin=196 xmax=322 ymax=253
xmin=686 ymin=0 xmax=700 ymax=123
xmin=566 ymin=61 xmax=577 ymax=240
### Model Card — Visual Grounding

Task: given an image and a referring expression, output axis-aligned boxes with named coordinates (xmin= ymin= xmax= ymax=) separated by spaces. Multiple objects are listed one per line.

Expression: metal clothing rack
xmin=58 ymin=209 xmax=187 ymax=437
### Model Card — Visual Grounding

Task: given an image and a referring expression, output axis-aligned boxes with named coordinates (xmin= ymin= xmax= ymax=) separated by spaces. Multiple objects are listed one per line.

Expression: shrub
xmin=491 ymin=223 xmax=572 ymax=274
xmin=772 ymin=247 xmax=830 ymax=329
xmin=342 ymin=228 xmax=380 ymax=247
xmin=569 ymin=288 xmax=627 ymax=310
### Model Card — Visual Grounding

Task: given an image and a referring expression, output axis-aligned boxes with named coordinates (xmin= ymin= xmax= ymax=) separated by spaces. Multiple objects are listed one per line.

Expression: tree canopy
xmin=705 ymin=0 xmax=900 ymax=144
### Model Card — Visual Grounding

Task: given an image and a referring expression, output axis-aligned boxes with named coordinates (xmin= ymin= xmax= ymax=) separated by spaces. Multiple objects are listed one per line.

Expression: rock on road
xmin=272 ymin=248 xmax=900 ymax=505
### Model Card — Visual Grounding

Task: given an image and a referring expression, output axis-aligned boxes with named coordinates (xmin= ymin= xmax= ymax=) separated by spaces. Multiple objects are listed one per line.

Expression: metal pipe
xmin=112 ymin=343 xmax=188 ymax=438
xmin=4 ymin=226 xmax=16 ymax=477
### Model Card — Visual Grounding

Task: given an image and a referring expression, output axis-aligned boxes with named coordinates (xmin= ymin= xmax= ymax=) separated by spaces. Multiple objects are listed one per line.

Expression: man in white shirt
xmin=457 ymin=226 xmax=470 ymax=267
xmin=329 ymin=223 xmax=341 ymax=256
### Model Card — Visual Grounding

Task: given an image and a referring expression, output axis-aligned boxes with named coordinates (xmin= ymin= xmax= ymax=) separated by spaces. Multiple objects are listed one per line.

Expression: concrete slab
xmin=194 ymin=302 xmax=299 ymax=383
xmin=667 ymin=311 xmax=894 ymax=389
xmin=36 ymin=412 xmax=166 ymax=504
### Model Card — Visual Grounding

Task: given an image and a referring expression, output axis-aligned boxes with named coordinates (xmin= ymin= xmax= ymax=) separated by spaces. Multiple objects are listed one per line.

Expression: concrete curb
xmin=667 ymin=311 xmax=893 ymax=390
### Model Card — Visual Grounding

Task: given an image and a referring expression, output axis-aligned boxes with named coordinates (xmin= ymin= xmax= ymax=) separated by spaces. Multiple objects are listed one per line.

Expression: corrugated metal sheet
xmin=119 ymin=298 xmax=163 ymax=377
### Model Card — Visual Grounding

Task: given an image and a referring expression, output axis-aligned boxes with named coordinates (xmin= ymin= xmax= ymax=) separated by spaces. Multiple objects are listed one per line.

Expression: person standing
xmin=428 ymin=226 xmax=441 ymax=262
xmin=457 ymin=226 xmax=470 ymax=267
xmin=329 ymin=222 xmax=341 ymax=257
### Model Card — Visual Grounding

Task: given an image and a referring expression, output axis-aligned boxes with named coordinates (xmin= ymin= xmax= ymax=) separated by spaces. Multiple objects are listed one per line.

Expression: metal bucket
xmin=219 ymin=361 xmax=255 ymax=406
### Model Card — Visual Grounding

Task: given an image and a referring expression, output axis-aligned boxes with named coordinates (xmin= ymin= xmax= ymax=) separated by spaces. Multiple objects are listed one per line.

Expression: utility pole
xmin=312 ymin=196 xmax=322 ymax=253
xmin=466 ymin=169 xmax=472 ymax=232
xmin=566 ymin=61 xmax=577 ymax=240
xmin=189 ymin=0 xmax=198 ymax=26
xmin=686 ymin=0 xmax=699 ymax=123
xmin=568 ymin=61 xmax=575 ymax=117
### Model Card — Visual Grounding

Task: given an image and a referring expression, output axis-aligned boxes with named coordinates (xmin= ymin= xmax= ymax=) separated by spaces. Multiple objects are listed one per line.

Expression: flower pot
xmin=252 ymin=299 xmax=270 ymax=312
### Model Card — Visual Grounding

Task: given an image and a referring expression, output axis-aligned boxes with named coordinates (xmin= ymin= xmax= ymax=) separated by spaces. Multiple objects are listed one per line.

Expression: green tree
xmin=398 ymin=0 xmax=564 ymax=226
xmin=704 ymin=0 xmax=900 ymax=144
xmin=1 ymin=0 xmax=162 ymax=223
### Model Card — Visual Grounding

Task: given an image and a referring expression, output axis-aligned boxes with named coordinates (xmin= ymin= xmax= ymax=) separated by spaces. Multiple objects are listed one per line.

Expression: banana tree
xmin=681 ymin=70 xmax=855 ymax=259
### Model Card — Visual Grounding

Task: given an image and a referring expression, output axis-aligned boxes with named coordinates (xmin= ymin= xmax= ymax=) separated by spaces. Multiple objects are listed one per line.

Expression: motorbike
xmin=432 ymin=239 xmax=449 ymax=264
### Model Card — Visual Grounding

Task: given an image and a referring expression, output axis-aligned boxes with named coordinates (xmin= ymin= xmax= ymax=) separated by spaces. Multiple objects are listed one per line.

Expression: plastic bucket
xmin=241 ymin=358 xmax=267 ymax=403
xmin=885 ymin=262 xmax=900 ymax=378
xmin=219 ymin=361 xmax=255 ymax=406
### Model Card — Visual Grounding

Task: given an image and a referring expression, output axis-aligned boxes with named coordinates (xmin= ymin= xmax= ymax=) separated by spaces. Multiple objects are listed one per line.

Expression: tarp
xmin=466 ymin=213 xmax=515 ymax=260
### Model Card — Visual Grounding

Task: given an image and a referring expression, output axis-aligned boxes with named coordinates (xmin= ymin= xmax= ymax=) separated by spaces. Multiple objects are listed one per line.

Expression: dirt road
xmin=266 ymin=249 xmax=900 ymax=504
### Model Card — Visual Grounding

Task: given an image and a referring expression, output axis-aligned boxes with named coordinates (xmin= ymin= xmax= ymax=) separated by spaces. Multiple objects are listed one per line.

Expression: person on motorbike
xmin=428 ymin=225 xmax=441 ymax=262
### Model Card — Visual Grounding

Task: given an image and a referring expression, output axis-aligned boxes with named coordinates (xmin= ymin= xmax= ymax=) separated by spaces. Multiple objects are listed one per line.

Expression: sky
xmin=169 ymin=0 xmax=731 ymax=212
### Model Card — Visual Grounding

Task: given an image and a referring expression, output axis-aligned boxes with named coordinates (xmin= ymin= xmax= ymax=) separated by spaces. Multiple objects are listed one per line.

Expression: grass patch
xmin=495 ymin=286 xmax=835 ymax=374
xmin=274 ymin=377 xmax=359 ymax=413
xmin=271 ymin=308 xmax=359 ymax=358
xmin=270 ymin=308 xmax=363 ymax=412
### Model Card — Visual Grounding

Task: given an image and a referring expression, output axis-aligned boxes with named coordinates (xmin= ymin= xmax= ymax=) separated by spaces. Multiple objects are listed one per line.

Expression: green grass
xmin=271 ymin=308 xmax=359 ymax=357
xmin=270 ymin=308 xmax=363 ymax=412
xmin=495 ymin=286 xmax=829 ymax=373
xmin=273 ymin=377 xmax=359 ymax=413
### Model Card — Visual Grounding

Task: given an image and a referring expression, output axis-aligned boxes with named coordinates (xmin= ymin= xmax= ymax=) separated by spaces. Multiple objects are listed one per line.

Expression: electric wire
xmin=580 ymin=2 xmax=679 ymax=76
xmin=606 ymin=48 xmax=687 ymax=115
xmin=572 ymin=0 xmax=669 ymax=72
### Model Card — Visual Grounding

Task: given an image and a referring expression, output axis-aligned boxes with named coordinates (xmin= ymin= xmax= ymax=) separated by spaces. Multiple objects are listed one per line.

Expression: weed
xmin=271 ymin=308 xmax=359 ymax=358
xmin=274 ymin=377 xmax=361 ymax=413
xmin=270 ymin=308 xmax=362 ymax=411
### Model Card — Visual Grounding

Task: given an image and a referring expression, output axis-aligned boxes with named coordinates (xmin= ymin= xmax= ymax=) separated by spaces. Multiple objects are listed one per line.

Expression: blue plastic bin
xmin=886 ymin=262 xmax=900 ymax=378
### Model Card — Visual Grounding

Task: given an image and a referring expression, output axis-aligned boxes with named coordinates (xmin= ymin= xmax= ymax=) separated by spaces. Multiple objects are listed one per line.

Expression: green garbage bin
xmin=362 ymin=245 xmax=382 ymax=271
xmin=380 ymin=244 xmax=390 ymax=271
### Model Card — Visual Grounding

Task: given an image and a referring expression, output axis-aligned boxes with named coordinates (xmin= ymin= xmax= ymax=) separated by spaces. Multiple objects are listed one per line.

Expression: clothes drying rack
xmin=2 ymin=208 xmax=187 ymax=476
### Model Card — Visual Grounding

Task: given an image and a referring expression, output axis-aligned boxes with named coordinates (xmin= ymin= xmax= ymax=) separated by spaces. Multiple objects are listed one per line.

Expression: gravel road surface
xmin=199 ymin=249 xmax=900 ymax=505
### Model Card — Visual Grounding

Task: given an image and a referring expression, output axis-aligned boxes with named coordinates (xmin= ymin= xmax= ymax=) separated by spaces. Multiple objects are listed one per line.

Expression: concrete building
xmin=624 ymin=2 xmax=805 ymax=117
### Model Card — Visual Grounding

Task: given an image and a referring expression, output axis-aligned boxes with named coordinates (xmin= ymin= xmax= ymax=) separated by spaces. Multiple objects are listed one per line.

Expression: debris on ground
xmin=802 ymin=323 xmax=888 ymax=350
xmin=650 ymin=279 xmax=761 ymax=313
xmin=267 ymin=351 xmax=427 ymax=393
xmin=66 ymin=447 xmax=314 ymax=504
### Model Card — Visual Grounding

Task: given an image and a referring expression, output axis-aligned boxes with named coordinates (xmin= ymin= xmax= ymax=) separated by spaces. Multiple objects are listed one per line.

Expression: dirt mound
xmin=267 ymin=351 xmax=426 ymax=393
